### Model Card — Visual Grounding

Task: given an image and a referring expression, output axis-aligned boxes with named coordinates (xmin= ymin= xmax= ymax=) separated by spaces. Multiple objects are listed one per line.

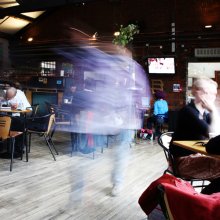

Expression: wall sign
xmin=173 ymin=84 xmax=181 ymax=92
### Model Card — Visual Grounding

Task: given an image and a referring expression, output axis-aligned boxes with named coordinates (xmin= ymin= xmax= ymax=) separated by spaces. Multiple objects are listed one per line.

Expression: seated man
xmin=169 ymin=77 xmax=220 ymax=193
xmin=4 ymin=86 xmax=31 ymax=127
xmin=3 ymin=87 xmax=31 ymax=156
xmin=5 ymin=87 xmax=31 ymax=111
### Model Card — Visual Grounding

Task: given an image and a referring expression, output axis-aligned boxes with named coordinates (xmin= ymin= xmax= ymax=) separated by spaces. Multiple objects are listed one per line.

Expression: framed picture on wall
xmin=173 ymin=84 xmax=181 ymax=92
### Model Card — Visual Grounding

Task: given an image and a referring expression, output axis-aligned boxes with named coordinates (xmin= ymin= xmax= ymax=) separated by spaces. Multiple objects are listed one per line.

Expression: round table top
xmin=0 ymin=108 xmax=32 ymax=113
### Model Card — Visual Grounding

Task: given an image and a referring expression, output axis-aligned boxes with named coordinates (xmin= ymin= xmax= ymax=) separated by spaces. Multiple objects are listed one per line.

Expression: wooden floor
xmin=0 ymin=132 xmax=167 ymax=220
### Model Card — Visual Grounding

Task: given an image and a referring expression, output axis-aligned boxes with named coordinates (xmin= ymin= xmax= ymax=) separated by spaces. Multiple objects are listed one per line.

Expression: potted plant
xmin=113 ymin=24 xmax=139 ymax=47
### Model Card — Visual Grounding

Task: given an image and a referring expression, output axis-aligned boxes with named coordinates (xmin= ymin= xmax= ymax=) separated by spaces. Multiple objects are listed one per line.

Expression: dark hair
xmin=155 ymin=90 xmax=166 ymax=99
xmin=14 ymin=81 xmax=23 ymax=90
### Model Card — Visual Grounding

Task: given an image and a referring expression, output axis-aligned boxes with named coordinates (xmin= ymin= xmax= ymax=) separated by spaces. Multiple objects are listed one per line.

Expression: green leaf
xmin=113 ymin=24 xmax=139 ymax=47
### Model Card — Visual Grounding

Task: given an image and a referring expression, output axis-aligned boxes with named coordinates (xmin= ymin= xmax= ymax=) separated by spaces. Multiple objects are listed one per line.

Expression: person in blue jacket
xmin=146 ymin=90 xmax=168 ymax=139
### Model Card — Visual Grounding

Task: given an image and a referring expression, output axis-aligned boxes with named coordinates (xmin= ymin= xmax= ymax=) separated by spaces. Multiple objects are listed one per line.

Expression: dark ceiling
xmin=0 ymin=0 xmax=97 ymax=37
xmin=0 ymin=0 xmax=96 ymax=18
xmin=1 ymin=0 xmax=220 ymax=49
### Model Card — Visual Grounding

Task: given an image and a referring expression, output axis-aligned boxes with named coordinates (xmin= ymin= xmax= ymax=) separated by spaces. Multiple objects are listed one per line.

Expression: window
xmin=61 ymin=62 xmax=73 ymax=75
xmin=40 ymin=61 xmax=56 ymax=75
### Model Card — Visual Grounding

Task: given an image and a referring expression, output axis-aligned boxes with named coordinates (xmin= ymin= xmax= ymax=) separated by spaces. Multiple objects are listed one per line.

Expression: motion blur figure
xmin=110 ymin=129 xmax=134 ymax=196
xmin=59 ymin=44 xmax=150 ymax=197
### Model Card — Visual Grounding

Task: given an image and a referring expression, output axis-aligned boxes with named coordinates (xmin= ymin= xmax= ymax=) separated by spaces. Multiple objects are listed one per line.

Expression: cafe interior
xmin=0 ymin=0 xmax=220 ymax=219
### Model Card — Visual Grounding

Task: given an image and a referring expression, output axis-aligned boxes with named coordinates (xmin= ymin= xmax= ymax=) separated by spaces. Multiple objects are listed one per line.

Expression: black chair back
xmin=158 ymin=131 xmax=208 ymax=189
xmin=158 ymin=131 xmax=175 ymax=175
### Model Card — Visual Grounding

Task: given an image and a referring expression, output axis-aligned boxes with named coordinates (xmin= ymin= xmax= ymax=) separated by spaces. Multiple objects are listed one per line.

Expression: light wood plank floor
xmin=0 ymin=132 xmax=167 ymax=220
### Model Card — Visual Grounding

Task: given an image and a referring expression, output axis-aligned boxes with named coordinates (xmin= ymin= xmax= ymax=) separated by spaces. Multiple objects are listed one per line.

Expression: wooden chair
xmin=26 ymin=114 xmax=58 ymax=161
xmin=45 ymin=102 xmax=77 ymax=156
xmin=0 ymin=115 xmax=23 ymax=171
xmin=45 ymin=102 xmax=72 ymax=137
xmin=158 ymin=132 xmax=208 ymax=189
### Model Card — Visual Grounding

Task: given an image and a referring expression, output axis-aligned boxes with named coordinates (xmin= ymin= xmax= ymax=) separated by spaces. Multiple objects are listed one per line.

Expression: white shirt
xmin=8 ymin=90 xmax=31 ymax=110
xmin=5 ymin=90 xmax=31 ymax=117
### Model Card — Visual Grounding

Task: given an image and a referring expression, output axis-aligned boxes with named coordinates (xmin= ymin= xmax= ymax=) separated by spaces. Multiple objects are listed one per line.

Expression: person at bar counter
xmin=63 ymin=82 xmax=77 ymax=104
xmin=145 ymin=90 xmax=168 ymax=140
xmin=169 ymin=77 xmax=220 ymax=193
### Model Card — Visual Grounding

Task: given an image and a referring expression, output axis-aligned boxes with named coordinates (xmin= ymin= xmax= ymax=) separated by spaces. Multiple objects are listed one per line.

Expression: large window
xmin=41 ymin=61 xmax=56 ymax=75
xmin=61 ymin=62 xmax=73 ymax=75
xmin=187 ymin=62 xmax=220 ymax=103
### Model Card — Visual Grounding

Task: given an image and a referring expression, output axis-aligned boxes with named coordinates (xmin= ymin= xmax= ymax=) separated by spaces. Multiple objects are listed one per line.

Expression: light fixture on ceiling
xmin=0 ymin=1 xmax=17 ymax=4
xmin=92 ymin=32 xmax=98 ymax=40
xmin=27 ymin=37 xmax=33 ymax=42
xmin=205 ymin=25 xmax=212 ymax=28
xmin=114 ymin=31 xmax=120 ymax=36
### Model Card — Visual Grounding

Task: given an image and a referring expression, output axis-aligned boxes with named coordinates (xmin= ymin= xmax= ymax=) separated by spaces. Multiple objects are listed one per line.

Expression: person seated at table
xmin=5 ymin=86 xmax=31 ymax=111
xmin=3 ymin=87 xmax=31 ymax=156
xmin=146 ymin=90 xmax=168 ymax=139
xmin=169 ymin=77 xmax=220 ymax=193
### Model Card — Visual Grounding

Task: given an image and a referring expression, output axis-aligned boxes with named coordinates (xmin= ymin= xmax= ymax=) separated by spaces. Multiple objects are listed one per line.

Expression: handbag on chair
xmin=205 ymin=135 xmax=220 ymax=154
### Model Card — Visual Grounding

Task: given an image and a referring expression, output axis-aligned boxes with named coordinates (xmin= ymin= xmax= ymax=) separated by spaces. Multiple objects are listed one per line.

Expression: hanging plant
xmin=113 ymin=24 xmax=139 ymax=47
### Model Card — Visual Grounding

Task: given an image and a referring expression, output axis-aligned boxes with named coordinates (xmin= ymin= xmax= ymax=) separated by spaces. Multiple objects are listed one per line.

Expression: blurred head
xmin=192 ymin=78 xmax=218 ymax=104
xmin=55 ymin=45 xmax=150 ymax=134
xmin=155 ymin=90 xmax=166 ymax=99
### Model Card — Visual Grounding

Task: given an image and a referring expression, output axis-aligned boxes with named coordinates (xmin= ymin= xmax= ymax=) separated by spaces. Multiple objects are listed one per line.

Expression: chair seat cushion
xmin=26 ymin=115 xmax=51 ymax=132
xmin=27 ymin=122 xmax=47 ymax=132
xmin=9 ymin=131 xmax=23 ymax=138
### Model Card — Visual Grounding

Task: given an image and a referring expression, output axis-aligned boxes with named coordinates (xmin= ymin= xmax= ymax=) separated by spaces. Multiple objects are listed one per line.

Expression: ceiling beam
xmin=11 ymin=13 xmax=35 ymax=22
xmin=0 ymin=0 xmax=95 ymax=19
xmin=0 ymin=31 xmax=11 ymax=39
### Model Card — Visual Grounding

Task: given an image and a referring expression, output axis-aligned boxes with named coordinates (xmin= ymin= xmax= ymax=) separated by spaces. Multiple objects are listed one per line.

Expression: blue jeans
xmin=111 ymin=130 xmax=134 ymax=185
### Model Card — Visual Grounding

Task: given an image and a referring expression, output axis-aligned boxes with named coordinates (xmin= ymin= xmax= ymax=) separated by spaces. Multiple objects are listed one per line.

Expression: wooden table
xmin=173 ymin=140 xmax=220 ymax=159
xmin=0 ymin=108 xmax=32 ymax=114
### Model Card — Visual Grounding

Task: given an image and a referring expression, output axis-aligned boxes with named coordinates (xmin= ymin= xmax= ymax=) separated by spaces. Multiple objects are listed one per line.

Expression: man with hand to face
xmin=170 ymin=77 xmax=220 ymax=194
